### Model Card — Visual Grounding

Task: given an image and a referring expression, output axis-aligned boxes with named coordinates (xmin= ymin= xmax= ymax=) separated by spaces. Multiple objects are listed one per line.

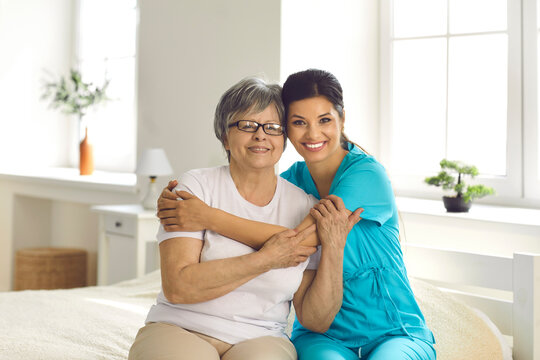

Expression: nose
xmin=306 ymin=124 xmax=320 ymax=139
xmin=253 ymin=125 xmax=267 ymax=141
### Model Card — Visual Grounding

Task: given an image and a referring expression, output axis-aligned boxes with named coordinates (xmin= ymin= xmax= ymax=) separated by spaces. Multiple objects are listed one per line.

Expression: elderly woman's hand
xmin=310 ymin=195 xmax=363 ymax=251
xmin=157 ymin=180 xmax=210 ymax=232
xmin=259 ymin=225 xmax=318 ymax=269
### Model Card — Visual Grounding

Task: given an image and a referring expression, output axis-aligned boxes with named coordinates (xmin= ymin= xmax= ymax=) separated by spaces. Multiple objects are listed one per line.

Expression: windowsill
xmin=0 ymin=167 xmax=137 ymax=193
xmin=396 ymin=196 xmax=540 ymax=227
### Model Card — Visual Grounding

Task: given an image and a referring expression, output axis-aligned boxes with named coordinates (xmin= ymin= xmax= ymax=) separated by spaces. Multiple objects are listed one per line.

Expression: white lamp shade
xmin=136 ymin=148 xmax=173 ymax=176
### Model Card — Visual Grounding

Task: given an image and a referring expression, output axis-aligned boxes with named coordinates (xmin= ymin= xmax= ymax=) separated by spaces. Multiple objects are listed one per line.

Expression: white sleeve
xmin=156 ymin=171 xmax=206 ymax=244
xmin=306 ymin=246 xmax=321 ymax=270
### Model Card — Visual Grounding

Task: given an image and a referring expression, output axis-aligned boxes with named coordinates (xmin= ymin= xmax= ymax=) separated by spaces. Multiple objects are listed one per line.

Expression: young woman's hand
xmin=310 ymin=195 xmax=363 ymax=250
xmin=156 ymin=180 xmax=211 ymax=232
xmin=259 ymin=225 xmax=317 ymax=270
xmin=157 ymin=180 xmax=179 ymax=203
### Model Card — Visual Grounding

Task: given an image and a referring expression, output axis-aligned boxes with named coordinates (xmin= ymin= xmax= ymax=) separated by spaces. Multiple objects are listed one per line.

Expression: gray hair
xmin=214 ymin=77 xmax=286 ymax=161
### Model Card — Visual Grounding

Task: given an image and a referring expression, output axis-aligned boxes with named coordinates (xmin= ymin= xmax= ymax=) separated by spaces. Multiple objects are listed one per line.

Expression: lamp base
xmin=142 ymin=177 xmax=159 ymax=210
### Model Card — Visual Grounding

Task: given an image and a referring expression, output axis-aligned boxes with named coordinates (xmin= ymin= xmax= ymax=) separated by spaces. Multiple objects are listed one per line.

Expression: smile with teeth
xmin=304 ymin=142 xmax=325 ymax=150
xmin=248 ymin=146 xmax=270 ymax=153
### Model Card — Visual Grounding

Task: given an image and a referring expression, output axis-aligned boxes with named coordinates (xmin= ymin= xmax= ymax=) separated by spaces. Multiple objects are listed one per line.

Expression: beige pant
xmin=128 ymin=322 xmax=297 ymax=360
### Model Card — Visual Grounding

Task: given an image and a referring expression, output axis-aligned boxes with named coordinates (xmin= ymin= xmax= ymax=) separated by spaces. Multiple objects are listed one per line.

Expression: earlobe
xmin=224 ymin=137 xmax=229 ymax=151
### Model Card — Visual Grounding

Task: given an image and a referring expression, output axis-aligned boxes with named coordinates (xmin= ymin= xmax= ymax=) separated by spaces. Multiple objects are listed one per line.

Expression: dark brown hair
xmin=282 ymin=69 xmax=367 ymax=152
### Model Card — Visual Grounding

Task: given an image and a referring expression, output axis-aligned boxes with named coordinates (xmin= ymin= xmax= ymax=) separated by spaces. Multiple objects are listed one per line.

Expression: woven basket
xmin=14 ymin=247 xmax=87 ymax=290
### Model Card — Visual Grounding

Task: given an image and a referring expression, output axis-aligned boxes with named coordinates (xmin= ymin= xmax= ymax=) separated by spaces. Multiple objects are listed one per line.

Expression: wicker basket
xmin=14 ymin=247 xmax=87 ymax=290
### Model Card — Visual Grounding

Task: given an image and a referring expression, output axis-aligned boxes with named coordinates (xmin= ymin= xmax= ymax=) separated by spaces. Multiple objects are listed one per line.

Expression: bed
xmin=0 ymin=243 xmax=538 ymax=360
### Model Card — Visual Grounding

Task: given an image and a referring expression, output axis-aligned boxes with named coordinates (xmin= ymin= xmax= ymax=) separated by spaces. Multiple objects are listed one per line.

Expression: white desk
xmin=91 ymin=204 xmax=160 ymax=285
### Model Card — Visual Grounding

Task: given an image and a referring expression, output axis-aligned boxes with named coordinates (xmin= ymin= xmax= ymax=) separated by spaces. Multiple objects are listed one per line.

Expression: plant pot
xmin=442 ymin=196 xmax=472 ymax=213
xmin=79 ymin=127 xmax=94 ymax=175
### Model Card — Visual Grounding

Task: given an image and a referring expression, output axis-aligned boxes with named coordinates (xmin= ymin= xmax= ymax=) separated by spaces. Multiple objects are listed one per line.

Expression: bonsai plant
xmin=424 ymin=159 xmax=495 ymax=212
xmin=41 ymin=69 xmax=110 ymax=175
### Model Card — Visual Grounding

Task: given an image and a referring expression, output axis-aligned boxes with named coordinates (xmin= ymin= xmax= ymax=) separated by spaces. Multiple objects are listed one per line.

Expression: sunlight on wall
xmin=0 ymin=0 xmax=74 ymax=169
xmin=279 ymin=0 xmax=379 ymax=173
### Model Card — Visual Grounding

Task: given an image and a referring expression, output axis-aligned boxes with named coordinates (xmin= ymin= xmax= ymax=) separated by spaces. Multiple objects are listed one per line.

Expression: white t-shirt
xmin=146 ymin=165 xmax=319 ymax=344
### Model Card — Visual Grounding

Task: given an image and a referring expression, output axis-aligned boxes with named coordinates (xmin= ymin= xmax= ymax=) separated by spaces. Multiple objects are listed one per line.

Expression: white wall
xmin=137 ymin=0 xmax=282 ymax=188
xmin=0 ymin=0 xmax=75 ymax=169
xmin=279 ymin=0 xmax=380 ymax=171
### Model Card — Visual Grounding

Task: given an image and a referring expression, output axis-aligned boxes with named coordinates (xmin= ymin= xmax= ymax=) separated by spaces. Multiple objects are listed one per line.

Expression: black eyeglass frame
xmin=227 ymin=120 xmax=284 ymax=136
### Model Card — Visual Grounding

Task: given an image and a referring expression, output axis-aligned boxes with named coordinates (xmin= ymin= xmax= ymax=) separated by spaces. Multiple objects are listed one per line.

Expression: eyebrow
xmin=290 ymin=113 xmax=332 ymax=119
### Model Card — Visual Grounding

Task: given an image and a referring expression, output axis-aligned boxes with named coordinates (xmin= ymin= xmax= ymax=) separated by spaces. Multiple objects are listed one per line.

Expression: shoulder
xmin=340 ymin=147 xmax=389 ymax=183
xmin=176 ymin=166 xmax=230 ymax=200
xmin=182 ymin=165 xmax=226 ymax=179
xmin=180 ymin=166 xmax=228 ymax=185
xmin=278 ymin=177 xmax=317 ymax=215
xmin=279 ymin=176 xmax=314 ymax=201
xmin=280 ymin=161 xmax=307 ymax=187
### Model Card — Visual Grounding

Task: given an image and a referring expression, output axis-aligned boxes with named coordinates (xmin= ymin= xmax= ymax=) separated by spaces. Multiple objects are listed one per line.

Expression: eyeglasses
xmin=228 ymin=120 xmax=284 ymax=136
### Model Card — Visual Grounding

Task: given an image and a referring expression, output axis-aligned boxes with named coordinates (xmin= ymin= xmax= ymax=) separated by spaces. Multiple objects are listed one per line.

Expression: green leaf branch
xmin=424 ymin=159 xmax=495 ymax=203
xmin=41 ymin=69 xmax=110 ymax=120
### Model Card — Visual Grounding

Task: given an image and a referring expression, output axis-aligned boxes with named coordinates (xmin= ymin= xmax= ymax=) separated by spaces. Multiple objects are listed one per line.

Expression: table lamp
xmin=136 ymin=148 xmax=173 ymax=209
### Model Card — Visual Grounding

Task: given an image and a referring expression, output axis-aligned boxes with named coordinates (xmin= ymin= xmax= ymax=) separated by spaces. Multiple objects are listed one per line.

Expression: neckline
xmin=302 ymin=142 xmax=357 ymax=199
xmin=225 ymin=165 xmax=281 ymax=210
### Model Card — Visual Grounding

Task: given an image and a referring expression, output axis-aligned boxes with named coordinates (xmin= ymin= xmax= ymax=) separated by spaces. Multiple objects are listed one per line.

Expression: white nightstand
xmin=91 ymin=204 xmax=160 ymax=285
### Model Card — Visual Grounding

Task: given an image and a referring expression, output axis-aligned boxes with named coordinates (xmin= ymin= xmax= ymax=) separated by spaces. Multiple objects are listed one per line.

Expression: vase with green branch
xmin=424 ymin=159 xmax=495 ymax=212
xmin=42 ymin=69 xmax=110 ymax=175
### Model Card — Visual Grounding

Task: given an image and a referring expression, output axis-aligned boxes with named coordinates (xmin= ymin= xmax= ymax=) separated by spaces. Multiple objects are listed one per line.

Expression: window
xmin=76 ymin=0 xmax=137 ymax=172
xmin=380 ymin=0 xmax=535 ymax=204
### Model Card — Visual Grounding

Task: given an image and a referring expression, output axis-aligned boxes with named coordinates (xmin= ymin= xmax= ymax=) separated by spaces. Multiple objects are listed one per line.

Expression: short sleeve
xmin=332 ymin=160 xmax=395 ymax=227
xmin=156 ymin=171 xmax=206 ymax=243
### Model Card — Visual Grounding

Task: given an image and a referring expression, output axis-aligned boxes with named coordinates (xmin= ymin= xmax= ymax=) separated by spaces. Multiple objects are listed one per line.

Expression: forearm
xmin=296 ymin=247 xmax=344 ymax=332
xmin=208 ymin=208 xmax=319 ymax=249
xmin=164 ymin=251 xmax=270 ymax=304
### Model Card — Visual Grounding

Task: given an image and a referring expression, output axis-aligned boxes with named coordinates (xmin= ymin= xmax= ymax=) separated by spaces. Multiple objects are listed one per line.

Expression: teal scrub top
xmin=281 ymin=143 xmax=435 ymax=348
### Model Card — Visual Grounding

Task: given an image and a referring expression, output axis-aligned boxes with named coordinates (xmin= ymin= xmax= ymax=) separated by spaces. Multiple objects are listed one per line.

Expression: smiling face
xmin=286 ymin=95 xmax=347 ymax=166
xmin=225 ymin=104 xmax=284 ymax=173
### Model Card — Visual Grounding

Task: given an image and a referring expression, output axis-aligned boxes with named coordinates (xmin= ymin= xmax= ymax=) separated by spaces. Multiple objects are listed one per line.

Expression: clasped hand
xmin=310 ymin=195 xmax=363 ymax=250
xmin=260 ymin=225 xmax=318 ymax=269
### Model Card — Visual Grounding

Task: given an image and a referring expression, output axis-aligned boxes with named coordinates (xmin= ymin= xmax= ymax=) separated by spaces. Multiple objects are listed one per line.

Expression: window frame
xmin=380 ymin=0 xmax=529 ymax=206
xmin=523 ymin=0 xmax=540 ymax=200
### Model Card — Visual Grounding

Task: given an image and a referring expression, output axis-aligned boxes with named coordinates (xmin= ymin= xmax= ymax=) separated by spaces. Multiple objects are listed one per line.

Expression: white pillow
xmin=410 ymin=277 xmax=510 ymax=360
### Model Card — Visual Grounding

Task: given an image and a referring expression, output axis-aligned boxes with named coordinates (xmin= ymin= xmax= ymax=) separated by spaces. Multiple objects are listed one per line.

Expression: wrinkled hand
xmin=260 ymin=225 xmax=318 ymax=269
xmin=310 ymin=195 xmax=363 ymax=250
xmin=156 ymin=180 xmax=210 ymax=232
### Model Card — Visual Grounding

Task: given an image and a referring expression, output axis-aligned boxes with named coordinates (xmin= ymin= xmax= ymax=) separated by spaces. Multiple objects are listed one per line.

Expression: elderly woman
xmin=128 ymin=77 xmax=360 ymax=360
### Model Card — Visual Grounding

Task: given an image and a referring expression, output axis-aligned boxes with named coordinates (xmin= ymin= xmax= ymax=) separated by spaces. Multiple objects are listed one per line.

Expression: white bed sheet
xmin=0 ymin=271 xmax=160 ymax=360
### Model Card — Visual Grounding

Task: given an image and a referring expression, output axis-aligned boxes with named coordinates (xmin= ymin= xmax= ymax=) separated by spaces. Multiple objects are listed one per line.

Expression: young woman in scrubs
xmin=158 ymin=69 xmax=436 ymax=360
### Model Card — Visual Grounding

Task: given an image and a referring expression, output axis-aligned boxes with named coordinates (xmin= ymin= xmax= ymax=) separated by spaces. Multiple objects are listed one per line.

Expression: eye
xmin=264 ymin=123 xmax=283 ymax=135
xmin=291 ymin=119 xmax=306 ymax=126
xmin=239 ymin=121 xmax=258 ymax=130
xmin=320 ymin=117 xmax=332 ymax=124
